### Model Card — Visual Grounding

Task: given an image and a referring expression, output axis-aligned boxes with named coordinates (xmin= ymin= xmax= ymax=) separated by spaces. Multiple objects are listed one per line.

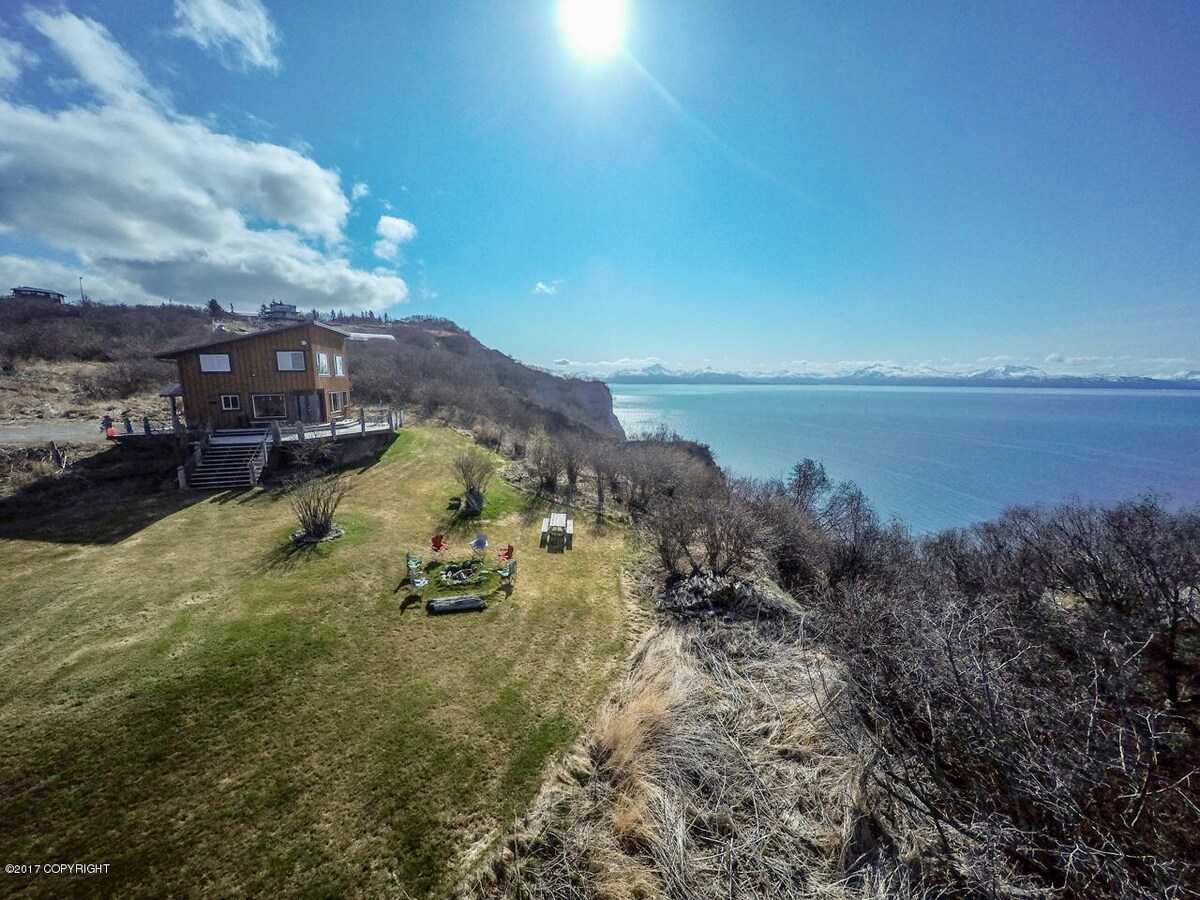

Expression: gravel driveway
xmin=0 ymin=422 xmax=106 ymax=446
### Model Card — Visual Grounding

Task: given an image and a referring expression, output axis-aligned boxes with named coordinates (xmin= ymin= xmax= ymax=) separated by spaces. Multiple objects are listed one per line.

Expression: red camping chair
xmin=497 ymin=544 xmax=515 ymax=563
xmin=431 ymin=534 xmax=448 ymax=555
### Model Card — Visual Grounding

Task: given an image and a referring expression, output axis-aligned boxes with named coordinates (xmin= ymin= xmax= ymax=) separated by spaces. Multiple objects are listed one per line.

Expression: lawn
xmin=0 ymin=424 xmax=631 ymax=898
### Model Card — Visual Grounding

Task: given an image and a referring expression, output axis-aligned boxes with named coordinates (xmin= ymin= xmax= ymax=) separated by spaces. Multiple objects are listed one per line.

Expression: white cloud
xmin=549 ymin=356 xmax=675 ymax=376
xmin=26 ymin=11 xmax=158 ymax=103
xmin=0 ymin=35 xmax=37 ymax=84
xmin=373 ymin=215 xmax=418 ymax=260
xmin=0 ymin=254 xmax=158 ymax=305
xmin=350 ymin=182 xmax=369 ymax=201
xmin=533 ymin=278 xmax=564 ymax=295
xmin=0 ymin=11 xmax=407 ymax=310
xmin=172 ymin=0 xmax=280 ymax=72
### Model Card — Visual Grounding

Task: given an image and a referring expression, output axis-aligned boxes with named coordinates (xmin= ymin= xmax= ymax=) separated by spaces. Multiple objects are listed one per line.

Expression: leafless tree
xmin=787 ymin=458 xmax=831 ymax=512
xmin=527 ymin=427 xmax=563 ymax=493
xmin=288 ymin=473 xmax=351 ymax=539
xmin=560 ymin=432 xmax=586 ymax=496
xmin=587 ymin=440 xmax=619 ymax=508
xmin=451 ymin=447 xmax=494 ymax=494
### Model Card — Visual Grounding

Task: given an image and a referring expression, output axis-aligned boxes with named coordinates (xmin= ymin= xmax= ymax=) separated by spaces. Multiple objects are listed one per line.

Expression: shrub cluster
xmin=634 ymin=453 xmax=1199 ymax=896
xmin=0 ymin=299 xmax=211 ymax=365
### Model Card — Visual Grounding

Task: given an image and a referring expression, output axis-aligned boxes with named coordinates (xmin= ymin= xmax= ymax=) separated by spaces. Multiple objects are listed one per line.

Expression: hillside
xmin=345 ymin=317 xmax=623 ymax=438
xmin=0 ymin=300 xmax=622 ymax=440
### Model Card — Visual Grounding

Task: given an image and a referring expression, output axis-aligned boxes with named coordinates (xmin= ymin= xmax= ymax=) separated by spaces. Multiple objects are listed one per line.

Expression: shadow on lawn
xmin=262 ymin=540 xmax=320 ymax=572
xmin=0 ymin=442 xmax=209 ymax=545
xmin=398 ymin=594 xmax=423 ymax=614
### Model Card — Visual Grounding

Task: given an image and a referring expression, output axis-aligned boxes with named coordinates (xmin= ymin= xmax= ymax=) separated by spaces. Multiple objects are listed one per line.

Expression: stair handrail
xmin=248 ymin=429 xmax=271 ymax=484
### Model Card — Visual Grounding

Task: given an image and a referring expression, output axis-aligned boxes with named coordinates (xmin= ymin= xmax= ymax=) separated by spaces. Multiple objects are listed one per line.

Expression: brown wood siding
xmin=175 ymin=323 xmax=351 ymax=428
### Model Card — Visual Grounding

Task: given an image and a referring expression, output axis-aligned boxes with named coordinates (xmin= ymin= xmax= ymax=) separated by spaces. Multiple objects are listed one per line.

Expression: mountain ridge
xmin=566 ymin=362 xmax=1200 ymax=390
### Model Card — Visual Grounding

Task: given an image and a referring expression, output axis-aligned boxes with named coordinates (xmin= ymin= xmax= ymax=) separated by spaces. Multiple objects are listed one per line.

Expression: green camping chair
xmin=496 ymin=558 xmax=517 ymax=583
xmin=406 ymin=552 xmax=422 ymax=573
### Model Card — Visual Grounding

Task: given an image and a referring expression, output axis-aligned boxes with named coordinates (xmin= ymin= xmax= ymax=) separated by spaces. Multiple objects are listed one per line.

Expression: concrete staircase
xmin=188 ymin=431 xmax=273 ymax=490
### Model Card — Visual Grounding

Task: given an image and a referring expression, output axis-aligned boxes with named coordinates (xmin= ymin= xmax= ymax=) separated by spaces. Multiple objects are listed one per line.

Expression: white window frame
xmin=198 ymin=353 xmax=231 ymax=372
xmin=334 ymin=354 xmax=345 ymax=377
xmin=220 ymin=394 xmax=240 ymax=411
xmin=329 ymin=391 xmax=343 ymax=413
xmin=315 ymin=351 xmax=331 ymax=376
xmin=276 ymin=350 xmax=306 ymax=372
xmin=251 ymin=393 xmax=287 ymax=419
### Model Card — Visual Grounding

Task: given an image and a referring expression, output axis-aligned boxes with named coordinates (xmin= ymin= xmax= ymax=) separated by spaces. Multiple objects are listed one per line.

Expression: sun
xmin=558 ymin=0 xmax=628 ymax=62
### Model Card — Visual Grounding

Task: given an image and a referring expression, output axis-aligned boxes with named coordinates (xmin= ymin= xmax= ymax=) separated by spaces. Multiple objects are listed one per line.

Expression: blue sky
xmin=1 ymin=1 xmax=1197 ymax=376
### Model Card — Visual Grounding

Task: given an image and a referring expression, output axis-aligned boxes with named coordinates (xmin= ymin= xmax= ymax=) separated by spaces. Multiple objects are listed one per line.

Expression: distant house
xmin=3 ymin=286 xmax=66 ymax=303
xmin=156 ymin=322 xmax=352 ymax=429
xmin=260 ymin=301 xmax=304 ymax=321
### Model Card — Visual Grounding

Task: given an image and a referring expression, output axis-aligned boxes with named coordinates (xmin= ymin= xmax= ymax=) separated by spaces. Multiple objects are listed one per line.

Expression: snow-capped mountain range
xmin=557 ymin=362 xmax=1200 ymax=389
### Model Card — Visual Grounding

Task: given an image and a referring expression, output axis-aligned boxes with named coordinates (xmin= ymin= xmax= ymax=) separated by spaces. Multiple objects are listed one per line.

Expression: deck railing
xmin=280 ymin=409 xmax=402 ymax=442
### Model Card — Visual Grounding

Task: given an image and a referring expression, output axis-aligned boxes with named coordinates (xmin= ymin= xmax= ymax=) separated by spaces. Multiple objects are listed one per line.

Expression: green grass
xmin=0 ymin=424 xmax=631 ymax=898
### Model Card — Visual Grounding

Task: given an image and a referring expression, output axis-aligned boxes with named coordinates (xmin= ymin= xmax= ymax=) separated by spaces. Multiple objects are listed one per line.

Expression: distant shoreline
xmin=602 ymin=375 xmax=1200 ymax=390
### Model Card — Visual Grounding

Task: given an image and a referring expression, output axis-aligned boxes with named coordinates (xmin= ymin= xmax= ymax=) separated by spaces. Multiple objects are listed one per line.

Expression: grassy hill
xmin=0 ymin=424 xmax=632 ymax=898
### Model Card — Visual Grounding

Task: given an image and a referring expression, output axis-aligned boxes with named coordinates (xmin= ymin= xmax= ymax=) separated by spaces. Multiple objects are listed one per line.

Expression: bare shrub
xmin=288 ymin=473 xmax=351 ymax=539
xmin=1 ymin=447 xmax=67 ymax=492
xmin=560 ymin=432 xmax=586 ymax=495
xmin=283 ymin=441 xmax=336 ymax=475
xmin=451 ymin=447 xmax=494 ymax=494
xmin=641 ymin=469 xmax=769 ymax=577
xmin=619 ymin=441 xmax=713 ymax=514
xmin=801 ymin=498 xmax=1200 ymax=897
xmin=472 ymin=420 xmax=503 ymax=450
xmin=787 ymin=457 xmax=832 ymax=511
xmin=95 ymin=359 xmax=171 ymax=399
xmin=588 ymin=441 xmax=619 ymax=508
xmin=527 ymin=427 xmax=563 ymax=493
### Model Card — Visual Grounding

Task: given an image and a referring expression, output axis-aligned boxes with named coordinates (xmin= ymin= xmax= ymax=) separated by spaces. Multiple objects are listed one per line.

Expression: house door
xmin=295 ymin=392 xmax=323 ymax=423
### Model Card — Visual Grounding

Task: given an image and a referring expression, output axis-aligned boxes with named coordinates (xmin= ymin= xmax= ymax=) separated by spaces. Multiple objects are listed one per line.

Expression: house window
xmin=334 ymin=355 xmax=345 ymax=377
xmin=251 ymin=394 xmax=287 ymax=419
xmin=276 ymin=350 xmax=306 ymax=371
xmin=220 ymin=394 xmax=240 ymax=411
xmin=315 ymin=351 xmax=331 ymax=376
xmin=198 ymin=353 xmax=231 ymax=372
xmin=329 ymin=391 xmax=344 ymax=413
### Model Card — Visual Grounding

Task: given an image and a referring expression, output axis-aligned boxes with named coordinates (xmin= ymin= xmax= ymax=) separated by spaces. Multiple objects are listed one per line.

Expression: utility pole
xmin=78 ymin=276 xmax=84 ymax=303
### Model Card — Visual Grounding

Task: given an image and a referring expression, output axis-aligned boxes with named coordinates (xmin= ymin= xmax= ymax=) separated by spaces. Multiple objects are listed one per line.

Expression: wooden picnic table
xmin=540 ymin=512 xmax=574 ymax=551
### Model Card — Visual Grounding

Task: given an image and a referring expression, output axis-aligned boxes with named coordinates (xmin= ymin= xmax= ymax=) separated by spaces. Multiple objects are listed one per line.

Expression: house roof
xmin=154 ymin=320 xmax=349 ymax=360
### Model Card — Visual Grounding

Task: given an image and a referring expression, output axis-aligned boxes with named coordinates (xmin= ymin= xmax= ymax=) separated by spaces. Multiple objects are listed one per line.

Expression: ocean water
xmin=609 ymin=384 xmax=1200 ymax=535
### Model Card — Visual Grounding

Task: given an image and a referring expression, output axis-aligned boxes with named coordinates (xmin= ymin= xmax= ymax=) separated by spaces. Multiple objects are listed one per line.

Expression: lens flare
xmin=558 ymin=0 xmax=628 ymax=61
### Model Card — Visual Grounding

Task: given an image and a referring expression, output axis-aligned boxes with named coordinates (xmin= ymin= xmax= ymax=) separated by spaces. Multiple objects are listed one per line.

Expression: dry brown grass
xmin=475 ymin=575 xmax=934 ymax=900
xmin=0 ymin=359 xmax=167 ymax=424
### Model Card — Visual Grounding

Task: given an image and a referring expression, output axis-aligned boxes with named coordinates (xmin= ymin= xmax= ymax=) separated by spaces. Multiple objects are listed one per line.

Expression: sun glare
xmin=558 ymin=0 xmax=628 ymax=62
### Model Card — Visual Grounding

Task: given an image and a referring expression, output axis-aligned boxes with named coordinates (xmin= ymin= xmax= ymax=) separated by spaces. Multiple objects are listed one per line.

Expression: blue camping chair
xmin=470 ymin=533 xmax=488 ymax=556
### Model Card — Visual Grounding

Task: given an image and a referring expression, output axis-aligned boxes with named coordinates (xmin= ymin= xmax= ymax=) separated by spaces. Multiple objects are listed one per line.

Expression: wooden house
xmin=156 ymin=321 xmax=352 ymax=429
xmin=4 ymin=286 xmax=66 ymax=303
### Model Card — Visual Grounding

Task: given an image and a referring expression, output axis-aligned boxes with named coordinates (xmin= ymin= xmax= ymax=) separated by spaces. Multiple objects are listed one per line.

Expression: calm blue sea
xmin=609 ymin=384 xmax=1200 ymax=535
